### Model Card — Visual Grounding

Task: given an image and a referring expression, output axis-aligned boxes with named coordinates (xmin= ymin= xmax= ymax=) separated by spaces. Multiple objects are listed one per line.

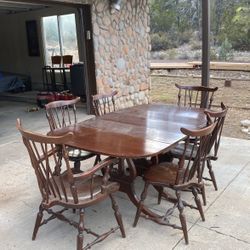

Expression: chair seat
xmin=67 ymin=147 xmax=95 ymax=160
xmin=50 ymin=174 xmax=120 ymax=206
xmin=144 ymin=163 xmax=185 ymax=186
xmin=170 ymin=142 xmax=198 ymax=160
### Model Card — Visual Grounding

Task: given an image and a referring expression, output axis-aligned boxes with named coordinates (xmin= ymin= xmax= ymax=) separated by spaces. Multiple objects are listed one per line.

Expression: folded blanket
xmin=0 ymin=76 xmax=25 ymax=92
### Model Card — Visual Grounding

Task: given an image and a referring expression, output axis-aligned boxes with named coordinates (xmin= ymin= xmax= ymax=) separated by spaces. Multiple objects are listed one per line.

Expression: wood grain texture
xmin=53 ymin=104 xmax=207 ymax=158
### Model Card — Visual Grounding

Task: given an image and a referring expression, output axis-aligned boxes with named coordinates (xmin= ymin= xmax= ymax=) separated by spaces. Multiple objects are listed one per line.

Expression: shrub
xmin=218 ymin=38 xmax=234 ymax=61
xmin=151 ymin=33 xmax=171 ymax=51
xmin=193 ymin=51 xmax=202 ymax=60
xmin=178 ymin=30 xmax=192 ymax=45
xmin=190 ymin=41 xmax=202 ymax=50
xmin=210 ymin=48 xmax=218 ymax=61
xmin=178 ymin=52 xmax=189 ymax=60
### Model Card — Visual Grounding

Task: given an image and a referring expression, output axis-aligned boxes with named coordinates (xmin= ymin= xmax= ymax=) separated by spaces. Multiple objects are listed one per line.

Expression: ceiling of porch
xmin=0 ymin=0 xmax=51 ymax=15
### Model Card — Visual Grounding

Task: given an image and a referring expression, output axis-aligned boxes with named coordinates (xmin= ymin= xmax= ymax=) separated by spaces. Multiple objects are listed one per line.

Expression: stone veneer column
xmin=91 ymin=0 xmax=151 ymax=108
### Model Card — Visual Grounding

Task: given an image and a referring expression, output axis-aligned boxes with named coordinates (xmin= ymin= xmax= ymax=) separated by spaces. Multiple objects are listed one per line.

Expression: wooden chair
xmin=133 ymin=121 xmax=216 ymax=244
xmin=16 ymin=119 xmax=125 ymax=250
xmin=50 ymin=55 xmax=69 ymax=90
xmin=175 ymin=84 xmax=218 ymax=108
xmin=170 ymin=103 xmax=228 ymax=191
xmin=92 ymin=91 xmax=118 ymax=116
xmin=45 ymin=97 xmax=100 ymax=173
xmin=51 ymin=55 xmax=62 ymax=67
xmin=63 ymin=55 xmax=73 ymax=66
xmin=203 ymin=103 xmax=228 ymax=190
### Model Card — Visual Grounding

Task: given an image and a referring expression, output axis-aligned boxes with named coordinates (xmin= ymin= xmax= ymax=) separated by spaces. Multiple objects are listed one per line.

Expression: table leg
xmin=110 ymin=158 xmax=161 ymax=218
xmin=51 ymin=68 xmax=57 ymax=91
xmin=62 ymin=68 xmax=68 ymax=90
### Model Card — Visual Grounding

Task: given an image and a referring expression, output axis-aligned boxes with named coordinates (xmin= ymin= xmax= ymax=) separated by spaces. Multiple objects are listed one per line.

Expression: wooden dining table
xmin=53 ymin=103 xmax=207 ymax=215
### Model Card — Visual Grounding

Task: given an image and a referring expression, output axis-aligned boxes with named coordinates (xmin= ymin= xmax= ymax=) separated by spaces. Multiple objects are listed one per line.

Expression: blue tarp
xmin=0 ymin=75 xmax=25 ymax=92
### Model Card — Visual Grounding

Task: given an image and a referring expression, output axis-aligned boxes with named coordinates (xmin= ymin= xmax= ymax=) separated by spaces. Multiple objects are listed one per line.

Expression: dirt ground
xmin=150 ymin=69 xmax=250 ymax=140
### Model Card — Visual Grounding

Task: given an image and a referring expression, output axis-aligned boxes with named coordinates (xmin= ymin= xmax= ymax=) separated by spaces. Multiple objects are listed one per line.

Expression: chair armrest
xmin=73 ymin=156 xmax=119 ymax=180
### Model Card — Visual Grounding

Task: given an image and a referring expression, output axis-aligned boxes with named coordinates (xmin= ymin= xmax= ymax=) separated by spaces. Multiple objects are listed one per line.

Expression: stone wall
xmin=91 ymin=0 xmax=151 ymax=108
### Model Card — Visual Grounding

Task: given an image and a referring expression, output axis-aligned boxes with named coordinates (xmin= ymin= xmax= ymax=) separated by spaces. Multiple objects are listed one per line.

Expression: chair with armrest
xmin=175 ymin=83 xmax=218 ymax=109
xmin=170 ymin=103 xmax=228 ymax=191
xmin=16 ymin=119 xmax=125 ymax=250
xmin=92 ymin=91 xmax=118 ymax=116
xmin=133 ymin=121 xmax=216 ymax=244
xmin=203 ymin=103 xmax=228 ymax=190
xmin=45 ymin=97 xmax=101 ymax=173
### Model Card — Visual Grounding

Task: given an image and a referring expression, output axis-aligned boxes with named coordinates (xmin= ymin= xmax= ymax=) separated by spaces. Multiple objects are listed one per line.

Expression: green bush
xmin=151 ymin=32 xmax=175 ymax=51
xmin=178 ymin=30 xmax=192 ymax=45
xmin=210 ymin=48 xmax=218 ymax=61
xmin=151 ymin=31 xmax=191 ymax=51
xmin=190 ymin=40 xmax=202 ymax=50
xmin=218 ymin=38 xmax=234 ymax=61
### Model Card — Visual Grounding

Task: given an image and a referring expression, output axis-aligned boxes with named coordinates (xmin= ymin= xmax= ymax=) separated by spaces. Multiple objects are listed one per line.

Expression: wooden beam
xmin=201 ymin=0 xmax=210 ymax=107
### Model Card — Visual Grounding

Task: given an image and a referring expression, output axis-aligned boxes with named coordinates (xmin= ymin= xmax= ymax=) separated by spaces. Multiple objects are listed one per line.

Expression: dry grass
xmin=150 ymin=74 xmax=250 ymax=140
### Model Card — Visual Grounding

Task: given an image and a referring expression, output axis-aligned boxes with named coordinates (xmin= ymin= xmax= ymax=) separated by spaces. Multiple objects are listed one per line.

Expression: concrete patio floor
xmin=1 ymin=100 xmax=250 ymax=250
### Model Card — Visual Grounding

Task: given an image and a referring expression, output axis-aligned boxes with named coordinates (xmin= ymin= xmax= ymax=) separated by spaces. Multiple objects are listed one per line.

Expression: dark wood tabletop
xmin=53 ymin=104 xmax=206 ymax=159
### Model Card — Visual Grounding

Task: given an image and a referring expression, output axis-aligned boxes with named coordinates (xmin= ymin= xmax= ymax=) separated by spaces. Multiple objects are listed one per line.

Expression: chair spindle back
xmin=176 ymin=121 xmax=216 ymax=185
xmin=92 ymin=91 xmax=118 ymax=116
xmin=45 ymin=97 xmax=80 ymax=131
xmin=175 ymin=84 xmax=218 ymax=109
xmin=17 ymin=119 xmax=118 ymax=206
xmin=205 ymin=102 xmax=228 ymax=159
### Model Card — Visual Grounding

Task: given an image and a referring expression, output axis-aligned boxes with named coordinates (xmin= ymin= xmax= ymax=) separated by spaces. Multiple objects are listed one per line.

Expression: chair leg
xmin=192 ymin=187 xmax=205 ymax=222
xmin=77 ymin=208 xmax=84 ymax=250
xmin=158 ymin=186 xmax=163 ymax=205
xmin=133 ymin=181 xmax=149 ymax=227
xmin=200 ymin=184 xmax=207 ymax=206
xmin=176 ymin=190 xmax=189 ymax=244
xmin=32 ymin=204 xmax=44 ymax=240
xmin=110 ymin=194 xmax=126 ymax=238
xmin=207 ymin=159 xmax=218 ymax=191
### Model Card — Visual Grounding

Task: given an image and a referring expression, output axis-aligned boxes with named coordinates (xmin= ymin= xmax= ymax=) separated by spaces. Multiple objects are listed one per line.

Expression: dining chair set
xmin=17 ymin=84 xmax=227 ymax=249
xmin=42 ymin=55 xmax=73 ymax=91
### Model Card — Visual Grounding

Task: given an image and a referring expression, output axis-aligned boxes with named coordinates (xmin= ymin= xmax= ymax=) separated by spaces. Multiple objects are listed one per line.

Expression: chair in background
xmin=133 ymin=121 xmax=216 ymax=244
xmin=51 ymin=55 xmax=62 ymax=67
xmin=45 ymin=97 xmax=100 ymax=173
xmin=51 ymin=55 xmax=68 ymax=90
xmin=92 ymin=91 xmax=118 ymax=116
xmin=63 ymin=55 xmax=73 ymax=67
xmin=175 ymin=84 xmax=218 ymax=109
xmin=16 ymin=119 xmax=125 ymax=250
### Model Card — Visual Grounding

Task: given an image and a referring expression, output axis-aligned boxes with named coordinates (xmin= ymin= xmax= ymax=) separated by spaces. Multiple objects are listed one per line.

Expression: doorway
xmin=0 ymin=1 xmax=96 ymax=114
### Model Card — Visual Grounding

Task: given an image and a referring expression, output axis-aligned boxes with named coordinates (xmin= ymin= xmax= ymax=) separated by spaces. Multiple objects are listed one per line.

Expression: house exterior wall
xmin=53 ymin=0 xmax=151 ymax=107
xmin=91 ymin=0 xmax=151 ymax=107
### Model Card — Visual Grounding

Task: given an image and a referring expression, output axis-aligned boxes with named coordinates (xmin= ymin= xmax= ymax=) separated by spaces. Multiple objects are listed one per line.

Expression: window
xmin=42 ymin=13 xmax=79 ymax=65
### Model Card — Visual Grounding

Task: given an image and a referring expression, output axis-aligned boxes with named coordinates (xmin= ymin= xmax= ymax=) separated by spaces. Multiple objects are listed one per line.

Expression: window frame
xmin=41 ymin=13 xmax=79 ymax=66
